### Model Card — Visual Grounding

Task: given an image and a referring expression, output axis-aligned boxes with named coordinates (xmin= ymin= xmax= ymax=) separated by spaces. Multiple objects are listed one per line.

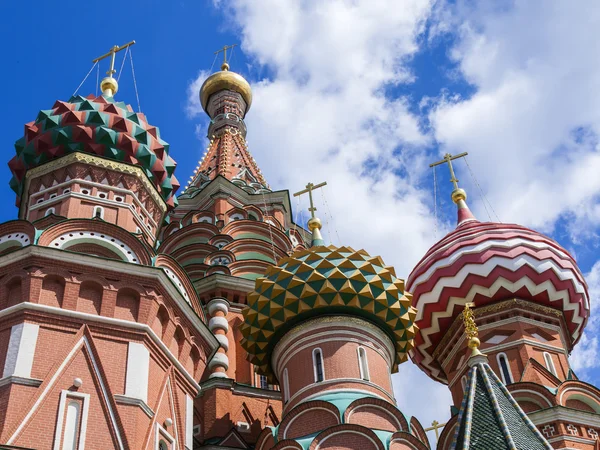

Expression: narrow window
xmin=357 ymin=347 xmax=370 ymax=381
xmin=259 ymin=374 xmax=269 ymax=390
xmin=497 ymin=353 xmax=513 ymax=384
xmin=283 ymin=368 xmax=290 ymax=403
xmin=313 ymin=348 xmax=324 ymax=382
xmin=45 ymin=207 xmax=55 ymax=217
xmin=62 ymin=400 xmax=81 ymax=450
xmin=544 ymin=352 xmax=558 ymax=377
xmin=93 ymin=206 xmax=104 ymax=219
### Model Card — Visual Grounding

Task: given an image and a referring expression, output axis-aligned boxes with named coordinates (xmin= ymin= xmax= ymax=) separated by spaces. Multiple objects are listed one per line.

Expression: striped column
xmin=207 ymin=298 xmax=229 ymax=378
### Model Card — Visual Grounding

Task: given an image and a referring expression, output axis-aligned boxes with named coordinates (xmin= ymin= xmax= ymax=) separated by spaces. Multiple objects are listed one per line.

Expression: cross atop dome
xmin=430 ymin=151 xmax=476 ymax=226
xmin=293 ymin=181 xmax=327 ymax=247
xmin=92 ymin=40 xmax=136 ymax=97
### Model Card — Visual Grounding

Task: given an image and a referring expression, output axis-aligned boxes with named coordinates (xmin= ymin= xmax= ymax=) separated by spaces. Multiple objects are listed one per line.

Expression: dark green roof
xmin=452 ymin=359 xmax=552 ymax=450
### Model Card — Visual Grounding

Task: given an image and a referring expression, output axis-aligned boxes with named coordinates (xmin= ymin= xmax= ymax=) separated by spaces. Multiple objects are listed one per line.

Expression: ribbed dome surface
xmin=9 ymin=94 xmax=179 ymax=207
xmin=406 ymin=220 xmax=590 ymax=382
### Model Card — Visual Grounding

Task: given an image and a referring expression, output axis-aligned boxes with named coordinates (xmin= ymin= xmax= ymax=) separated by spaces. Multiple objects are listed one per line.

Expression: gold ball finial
xmin=100 ymin=76 xmax=118 ymax=97
xmin=451 ymin=188 xmax=467 ymax=204
xmin=307 ymin=217 xmax=322 ymax=231
xmin=467 ymin=336 xmax=480 ymax=349
xmin=221 ymin=62 xmax=230 ymax=71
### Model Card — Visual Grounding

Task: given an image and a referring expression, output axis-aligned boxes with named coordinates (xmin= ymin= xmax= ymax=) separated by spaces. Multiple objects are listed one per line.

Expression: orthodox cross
xmin=424 ymin=420 xmax=447 ymax=441
xmin=293 ymin=181 xmax=327 ymax=218
xmin=93 ymin=41 xmax=136 ymax=77
xmin=214 ymin=44 xmax=237 ymax=66
xmin=429 ymin=152 xmax=468 ymax=190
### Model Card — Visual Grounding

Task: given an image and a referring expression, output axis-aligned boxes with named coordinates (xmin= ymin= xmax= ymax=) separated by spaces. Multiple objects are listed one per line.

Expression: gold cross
xmin=424 ymin=419 xmax=447 ymax=441
xmin=214 ymin=44 xmax=237 ymax=67
xmin=93 ymin=41 xmax=136 ymax=77
xmin=429 ymin=152 xmax=468 ymax=190
xmin=293 ymin=181 xmax=327 ymax=218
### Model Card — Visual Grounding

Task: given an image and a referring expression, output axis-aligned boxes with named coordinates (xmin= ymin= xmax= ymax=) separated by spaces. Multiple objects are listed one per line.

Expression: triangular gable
xmin=520 ymin=358 xmax=561 ymax=388
xmin=219 ymin=427 xmax=249 ymax=449
xmin=6 ymin=326 xmax=126 ymax=450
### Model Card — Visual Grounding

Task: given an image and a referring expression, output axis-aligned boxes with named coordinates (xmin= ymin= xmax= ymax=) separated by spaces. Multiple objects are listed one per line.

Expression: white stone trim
xmin=53 ymin=390 xmax=90 ymax=450
xmin=8 ymin=336 xmax=123 ymax=449
xmin=559 ymin=386 xmax=600 ymax=410
xmin=357 ymin=346 xmax=370 ymax=381
xmin=209 ymin=317 xmax=229 ymax=333
xmin=207 ymin=298 xmax=229 ymax=316
xmin=3 ymin=323 xmax=39 ymax=378
xmin=283 ymin=368 xmax=290 ymax=403
xmin=347 ymin=404 xmax=402 ymax=429
xmin=215 ymin=334 xmax=229 ymax=351
xmin=155 ymin=423 xmax=175 ymax=450
xmin=162 ymin=268 xmax=191 ymax=304
xmin=114 ymin=395 xmax=154 ymax=418
xmin=0 ymin=302 xmax=202 ymax=391
xmin=48 ymin=231 xmax=140 ymax=264
xmin=185 ymin=394 xmax=194 ymax=450
xmin=317 ymin=430 xmax=380 ymax=449
xmin=0 ymin=376 xmax=42 ymax=388
xmin=287 ymin=380 xmax=393 ymax=409
xmin=208 ymin=352 xmax=229 ymax=371
xmin=543 ymin=351 xmax=558 ymax=377
xmin=529 ymin=406 xmax=600 ymax=428
xmin=125 ymin=342 xmax=150 ymax=403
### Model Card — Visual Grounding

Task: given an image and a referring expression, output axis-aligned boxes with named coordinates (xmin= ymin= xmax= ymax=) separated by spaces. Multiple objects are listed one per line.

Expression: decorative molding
xmin=529 ymin=405 xmax=600 ymax=428
xmin=114 ymin=395 xmax=155 ymax=418
xmin=198 ymin=378 xmax=282 ymax=400
xmin=0 ymin=376 xmax=43 ymax=388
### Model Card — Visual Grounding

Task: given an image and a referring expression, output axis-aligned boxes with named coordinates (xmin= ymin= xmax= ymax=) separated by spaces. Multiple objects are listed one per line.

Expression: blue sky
xmin=3 ymin=0 xmax=600 ymax=440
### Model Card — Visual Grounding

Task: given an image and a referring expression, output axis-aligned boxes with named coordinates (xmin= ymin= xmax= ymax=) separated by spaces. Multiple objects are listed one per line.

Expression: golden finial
xmin=92 ymin=40 xmax=136 ymax=97
xmin=293 ymin=181 xmax=328 ymax=246
xmin=430 ymin=152 xmax=469 ymax=204
xmin=214 ymin=44 xmax=237 ymax=71
xmin=463 ymin=302 xmax=483 ymax=356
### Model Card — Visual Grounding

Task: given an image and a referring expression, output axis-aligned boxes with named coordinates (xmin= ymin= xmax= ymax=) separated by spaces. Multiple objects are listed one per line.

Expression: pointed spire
xmin=430 ymin=152 xmax=477 ymax=227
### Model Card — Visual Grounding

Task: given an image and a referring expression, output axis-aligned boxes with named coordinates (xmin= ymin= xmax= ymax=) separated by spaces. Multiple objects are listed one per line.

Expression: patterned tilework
xmin=9 ymin=94 xmax=179 ymax=207
xmin=452 ymin=362 xmax=552 ymax=450
xmin=240 ymin=244 xmax=418 ymax=379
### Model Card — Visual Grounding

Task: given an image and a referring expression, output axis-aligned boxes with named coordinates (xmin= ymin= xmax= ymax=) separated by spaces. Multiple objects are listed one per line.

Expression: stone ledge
xmin=114 ymin=394 xmax=155 ymax=418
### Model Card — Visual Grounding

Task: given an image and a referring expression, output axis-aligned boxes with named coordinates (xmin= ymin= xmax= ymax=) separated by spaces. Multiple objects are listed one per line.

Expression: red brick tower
xmin=0 ymin=45 xmax=218 ymax=450
xmin=406 ymin=154 xmax=599 ymax=449
xmin=241 ymin=220 xmax=432 ymax=449
xmin=161 ymin=56 xmax=310 ymax=447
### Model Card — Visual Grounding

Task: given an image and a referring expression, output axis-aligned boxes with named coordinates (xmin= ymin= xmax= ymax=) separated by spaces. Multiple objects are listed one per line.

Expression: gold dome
xmin=200 ymin=63 xmax=252 ymax=113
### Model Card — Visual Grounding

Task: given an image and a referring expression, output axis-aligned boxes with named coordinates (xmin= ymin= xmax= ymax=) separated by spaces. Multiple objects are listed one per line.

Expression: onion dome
xmin=8 ymin=94 xmax=179 ymax=208
xmin=200 ymin=63 xmax=252 ymax=115
xmin=240 ymin=244 xmax=418 ymax=379
xmin=406 ymin=190 xmax=590 ymax=382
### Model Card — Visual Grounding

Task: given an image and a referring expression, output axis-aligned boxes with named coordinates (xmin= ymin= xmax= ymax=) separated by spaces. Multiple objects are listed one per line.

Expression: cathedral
xmin=0 ymin=42 xmax=598 ymax=450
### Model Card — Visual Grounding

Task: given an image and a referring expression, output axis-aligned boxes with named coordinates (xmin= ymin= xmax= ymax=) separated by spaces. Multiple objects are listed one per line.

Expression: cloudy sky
xmin=4 ymin=0 xmax=600 ymax=444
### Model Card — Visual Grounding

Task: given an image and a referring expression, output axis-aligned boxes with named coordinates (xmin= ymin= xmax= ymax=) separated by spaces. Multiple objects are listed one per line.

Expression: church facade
xmin=0 ymin=45 xmax=598 ymax=450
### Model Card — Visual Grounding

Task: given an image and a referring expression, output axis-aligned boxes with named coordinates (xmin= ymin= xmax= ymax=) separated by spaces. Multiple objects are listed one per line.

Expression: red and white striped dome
xmin=406 ymin=211 xmax=590 ymax=383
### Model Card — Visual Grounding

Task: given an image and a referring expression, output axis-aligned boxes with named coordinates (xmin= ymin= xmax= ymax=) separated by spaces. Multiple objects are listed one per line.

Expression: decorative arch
xmin=115 ymin=287 xmax=139 ymax=321
xmin=158 ymin=222 xmax=219 ymax=254
xmin=77 ymin=280 xmax=103 ymax=315
xmin=508 ymin=382 xmax=557 ymax=409
xmin=152 ymin=304 xmax=170 ymax=339
xmin=40 ymin=274 xmax=65 ymax=308
xmin=345 ymin=397 xmax=408 ymax=432
xmin=173 ymin=325 xmax=186 ymax=359
xmin=559 ymin=383 xmax=600 ymax=414
xmin=389 ymin=431 xmax=430 ymax=450
xmin=308 ymin=424 xmax=385 ymax=450
xmin=278 ymin=400 xmax=340 ymax=441
xmin=38 ymin=219 xmax=152 ymax=265
xmin=4 ymin=275 xmax=24 ymax=308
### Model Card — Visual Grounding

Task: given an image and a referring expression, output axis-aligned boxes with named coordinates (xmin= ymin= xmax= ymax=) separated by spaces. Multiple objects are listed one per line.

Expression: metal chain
xmin=464 ymin=156 xmax=501 ymax=222
xmin=117 ymin=46 xmax=130 ymax=82
xmin=321 ymin=187 xmax=341 ymax=245
xmin=95 ymin=63 xmax=100 ymax=97
xmin=129 ymin=48 xmax=142 ymax=112
xmin=73 ymin=61 xmax=98 ymax=96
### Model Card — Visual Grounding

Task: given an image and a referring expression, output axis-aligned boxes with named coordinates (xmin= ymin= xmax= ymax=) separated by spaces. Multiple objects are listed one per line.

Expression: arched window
xmin=357 ymin=347 xmax=370 ymax=381
xmin=497 ymin=353 xmax=513 ymax=384
xmin=283 ymin=368 xmax=290 ymax=403
xmin=258 ymin=374 xmax=269 ymax=390
xmin=543 ymin=352 xmax=558 ymax=377
xmin=313 ymin=348 xmax=324 ymax=382
xmin=158 ymin=440 xmax=168 ymax=450
xmin=461 ymin=375 xmax=468 ymax=393
xmin=45 ymin=207 xmax=55 ymax=217
xmin=93 ymin=206 xmax=104 ymax=219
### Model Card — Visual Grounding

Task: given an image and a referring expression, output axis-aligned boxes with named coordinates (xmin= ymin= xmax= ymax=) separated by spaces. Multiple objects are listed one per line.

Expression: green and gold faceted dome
xmin=240 ymin=244 xmax=418 ymax=379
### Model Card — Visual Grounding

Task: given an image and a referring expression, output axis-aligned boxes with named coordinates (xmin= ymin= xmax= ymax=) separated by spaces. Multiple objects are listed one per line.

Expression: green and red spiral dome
xmin=9 ymin=94 xmax=179 ymax=208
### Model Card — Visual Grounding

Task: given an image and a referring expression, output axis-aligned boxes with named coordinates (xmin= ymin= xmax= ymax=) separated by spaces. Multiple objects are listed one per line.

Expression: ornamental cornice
xmin=529 ymin=405 xmax=600 ymax=428
xmin=22 ymin=152 xmax=167 ymax=214
xmin=434 ymin=298 xmax=566 ymax=361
